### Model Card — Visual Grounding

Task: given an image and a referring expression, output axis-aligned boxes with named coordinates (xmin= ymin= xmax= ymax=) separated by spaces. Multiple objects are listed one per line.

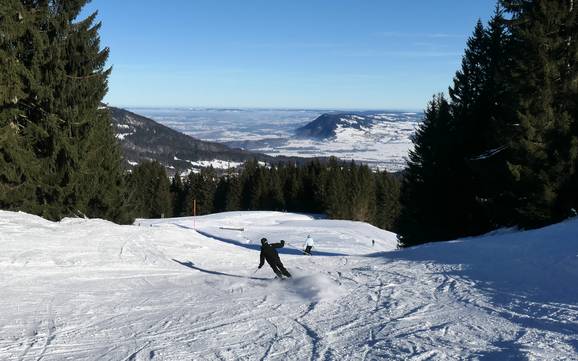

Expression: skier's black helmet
xmin=260 ymin=238 xmax=268 ymax=245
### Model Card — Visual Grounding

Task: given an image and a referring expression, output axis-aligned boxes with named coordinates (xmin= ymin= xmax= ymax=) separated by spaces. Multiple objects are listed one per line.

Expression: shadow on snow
xmin=368 ymin=234 xmax=578 ymax=353
xmin=173 ymin=225 xmax=347 ymax=257
xmin=172 ymin=259 xmax=270 ymax=281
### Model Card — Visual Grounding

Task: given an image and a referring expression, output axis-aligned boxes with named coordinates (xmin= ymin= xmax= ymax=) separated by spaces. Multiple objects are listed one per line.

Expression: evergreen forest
xmin=397 ymin=2 xmax=578 ymax=246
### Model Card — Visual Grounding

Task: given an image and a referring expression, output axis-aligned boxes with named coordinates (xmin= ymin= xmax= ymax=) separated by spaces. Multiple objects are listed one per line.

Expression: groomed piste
xmin=1 ymin=210 xmax=577 ymax=360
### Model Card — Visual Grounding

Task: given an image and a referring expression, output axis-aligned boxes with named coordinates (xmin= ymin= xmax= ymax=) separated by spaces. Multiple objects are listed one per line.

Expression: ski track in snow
xmin=0 ymin=211 xmax=577 ymax=360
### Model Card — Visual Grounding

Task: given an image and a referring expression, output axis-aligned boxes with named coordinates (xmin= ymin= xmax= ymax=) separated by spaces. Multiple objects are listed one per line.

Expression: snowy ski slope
xmin=0 ymin=210 xmax=577 ymax=360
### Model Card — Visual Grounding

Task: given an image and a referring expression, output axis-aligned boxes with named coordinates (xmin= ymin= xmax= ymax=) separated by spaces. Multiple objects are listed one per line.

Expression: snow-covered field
xmin=1 ymin=210 xmax=577 ymax=360
xmin=256 ymin=116 xmax=417 ymax=172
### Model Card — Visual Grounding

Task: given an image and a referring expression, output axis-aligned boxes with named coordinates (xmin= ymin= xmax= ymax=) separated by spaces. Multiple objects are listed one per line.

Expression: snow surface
xmin=115 ymin=132 xmax=134 ymax=140
xmin=172 ymin=157 xmax=244 ymax=175
xmin=1 ymin=210 xmax=577 ymax=360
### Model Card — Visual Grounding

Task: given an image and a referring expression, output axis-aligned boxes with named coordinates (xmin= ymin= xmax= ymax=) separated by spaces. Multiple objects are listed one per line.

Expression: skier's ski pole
xmin=285 ymin=241 xmax=305 ymax=253
xmin=246 ymin=268 xmax=259 ymax=279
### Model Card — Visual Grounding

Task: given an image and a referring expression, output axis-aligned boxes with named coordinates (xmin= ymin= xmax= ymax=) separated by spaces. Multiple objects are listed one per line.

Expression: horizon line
xmin=106 ymin=103 xmax=424 ymax=113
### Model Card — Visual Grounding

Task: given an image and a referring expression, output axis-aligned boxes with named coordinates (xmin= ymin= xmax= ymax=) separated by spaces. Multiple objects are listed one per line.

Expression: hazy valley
xmin=128 ymin=108 xmax=422 ymax=172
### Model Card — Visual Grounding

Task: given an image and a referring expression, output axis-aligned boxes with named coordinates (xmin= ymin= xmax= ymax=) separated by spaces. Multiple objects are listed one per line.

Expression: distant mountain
xmin=295 ymin=113 xmax=371 ymax=139
xmin=295 ymin=112 xmax=421 ymax=140
xmin=108 ymin=107 xmax=278 ymax=174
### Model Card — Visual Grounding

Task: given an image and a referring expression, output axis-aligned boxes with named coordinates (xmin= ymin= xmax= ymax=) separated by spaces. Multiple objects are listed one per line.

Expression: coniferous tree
xmin=66 ymin=12 xmax=125 ymax=221
xmin=240 ymin=159 xmax=259 ymax=210
xmin=324 ymin=158 xmax=348 ymax=219
xmin=249 ymin=166 xmax=267 ymax=210
xmin=564 ymin=1 xmax=578 ymax=212
xmin=170 ymin=173 xmax=187 ymax=216
xmin=397 ymin=95 xmax=457 ymax=246
xmin=470 ymin=6 xmax=516 ymax=229
xmin=282 ymin=164 xmax=302 ymax=211
xmin=0 ymin=2 xmax=40 ymax=212
xmin=126 ymin=161 xmax=171 ymax=219
xmin=374 ymin=171 xmax=401 ymax=231
xmin=500 ymin=0 xmax=578 ymax=227
xmin=224 ymin=175 xmax=242 ymax=211
xmin=449 ymin=20 xmax=489 ymax=122
xmin=398 ymin=9 xmax=515 ymax=247
xmin=263 ymin=167 xmax=285 ymax=210
xmin=213 ymin=177 xmax=228 ymax=213
xmin=396 ymin=22 xmax=495 ymax=247
xmin=185 ymin=167 xmax=218 ymax=216
xmin=0 ymin=1 xmax=126 ymax=222
xmin=302 ymin=160 xmax=325 ymax=213
xmin=213 ymin=172 xmax=242 ymax=213
xmin=346 ymin=162 xmax=375 ymax=222
xmin=447 ymin=12 xmax=511 ymax=236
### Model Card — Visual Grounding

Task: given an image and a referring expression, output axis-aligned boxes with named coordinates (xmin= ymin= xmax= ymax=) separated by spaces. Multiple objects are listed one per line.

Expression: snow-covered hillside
xmin=1 ymin=211 xmax=577 ymax=360
xmin=285 ymin=113 xmax=419 ymax=171
xmin=224 ymin=112 xmax=419 ymax=172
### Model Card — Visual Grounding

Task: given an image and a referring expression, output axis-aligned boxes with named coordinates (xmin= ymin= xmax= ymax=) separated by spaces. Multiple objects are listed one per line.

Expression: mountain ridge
xmin=108 ymin=106 xmax=304 ymax=174
xmin=295 ymin=112 xmax=422 ymax=140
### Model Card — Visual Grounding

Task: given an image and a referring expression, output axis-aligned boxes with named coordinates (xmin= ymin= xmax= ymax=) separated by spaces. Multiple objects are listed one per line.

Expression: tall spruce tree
xmin=470 ymin=7 xmax=517 ymax=229
xmin=0 ymin=2 xmax=40 ymax=212
xmin=67 ymin=13 xmax=125 ymax=221
xmin=0 ymin=1 xmax=126 ymax=222
xmin=449 ymin=18 xmax=495 ymax=237
xmin=449 ymin=20 xmax=489 ymax=121
xmin=397 ymin=20 xmax=496 ymax=246
xmin=397 ymin=95 xmax=457 ymax=246
xmin=397 ymin=21 xmax=499 ymax=247
xmin=447 ymin=9 xmax=513 ymax=235
xmin=397 ymin=8 xmax=528 ymax=247
xmin=566 ymin=1 xmax=578 ymax=213
xmin=500 ymin=0 xmax=578 ymax=227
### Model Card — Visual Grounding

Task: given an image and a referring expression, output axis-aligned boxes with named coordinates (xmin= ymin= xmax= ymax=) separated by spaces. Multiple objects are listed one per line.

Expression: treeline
xmin=397 ymin=1 xmax=578 ymax=246
xmin=0 ymin=1 xmax=128 ymax=222
xmin=127 ymin=159 xmax=401 ymax=231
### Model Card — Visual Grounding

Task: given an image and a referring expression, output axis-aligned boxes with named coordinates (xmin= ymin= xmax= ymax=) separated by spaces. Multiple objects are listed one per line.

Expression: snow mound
xmin=140 ymin=211 xmax=398 ymax=255
xmin=0 ymin=211 xmax=175 ymax=270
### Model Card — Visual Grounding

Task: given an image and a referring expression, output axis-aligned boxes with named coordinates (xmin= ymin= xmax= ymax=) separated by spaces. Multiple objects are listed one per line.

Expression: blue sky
xmin=82 ymin=1 xmax=497 ymax=110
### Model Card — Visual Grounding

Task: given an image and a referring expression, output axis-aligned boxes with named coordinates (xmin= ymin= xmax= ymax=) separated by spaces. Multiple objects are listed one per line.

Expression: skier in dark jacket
xmin=258 ymin=238 xmax=292 ymax=278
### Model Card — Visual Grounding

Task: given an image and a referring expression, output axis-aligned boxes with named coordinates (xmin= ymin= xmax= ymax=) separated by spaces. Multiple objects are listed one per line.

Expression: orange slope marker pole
xmin=193 ymin=199 xmax=196 ymax=231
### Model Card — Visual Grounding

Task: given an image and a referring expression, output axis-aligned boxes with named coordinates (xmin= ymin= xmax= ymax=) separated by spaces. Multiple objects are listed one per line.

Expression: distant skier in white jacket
xmin=303 ymin=235 xmax=314 ymax=255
